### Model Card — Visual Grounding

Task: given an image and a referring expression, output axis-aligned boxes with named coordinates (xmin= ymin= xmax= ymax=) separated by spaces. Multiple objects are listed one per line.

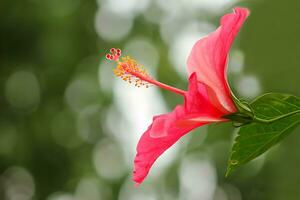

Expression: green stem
xmin=254 ymin=110 xmax=300 ymax=123
xmin=231 ymin=92 xmax=253 ymax=115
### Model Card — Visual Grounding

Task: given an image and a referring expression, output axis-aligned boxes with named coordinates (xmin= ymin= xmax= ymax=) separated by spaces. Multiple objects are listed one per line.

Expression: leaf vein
xmin=237 ymin=119 xmax=300 ymax=164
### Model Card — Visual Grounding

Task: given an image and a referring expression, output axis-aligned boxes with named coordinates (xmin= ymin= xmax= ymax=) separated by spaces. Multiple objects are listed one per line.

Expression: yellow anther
xmin=112 ymin=56 xmax=151 ymax=88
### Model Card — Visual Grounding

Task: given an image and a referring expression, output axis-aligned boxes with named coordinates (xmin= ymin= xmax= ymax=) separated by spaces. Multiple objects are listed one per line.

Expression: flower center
xmin=105 ymin=48 xmax=186 ymax=96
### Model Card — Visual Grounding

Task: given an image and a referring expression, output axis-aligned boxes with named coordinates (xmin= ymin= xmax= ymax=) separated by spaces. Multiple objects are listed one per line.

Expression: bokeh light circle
xmin=64 ymin=77 xmax=99 ymax=113
xmin=5 ymin=70 xmax=40 ymax=112
xmin=95 ymin=8 xmax=133 ymax=42
xmin=179 ymin=156 xmax=217 ymax=200
xmin=93 ymin=139 xmax=127 ymax=181
xmin=236 ymin=75 xmax=261 ymax=98
xmin=2 ymin=167 xmax=35 ymax=200
xmin=99 ymin=0 xmax=150 ymax=17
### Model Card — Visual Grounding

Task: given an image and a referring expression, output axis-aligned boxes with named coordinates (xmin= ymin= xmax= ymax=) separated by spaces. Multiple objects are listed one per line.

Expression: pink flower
xmin=106 ymin=7 xmax=249 ymax=185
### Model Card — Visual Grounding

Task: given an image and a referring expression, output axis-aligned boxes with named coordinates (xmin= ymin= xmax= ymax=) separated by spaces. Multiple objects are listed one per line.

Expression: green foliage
xmin=226 ymin=93 xmax=300 ymax=176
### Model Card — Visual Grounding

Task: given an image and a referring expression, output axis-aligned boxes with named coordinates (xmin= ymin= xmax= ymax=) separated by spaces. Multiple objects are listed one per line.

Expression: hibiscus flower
xmin=106 ymin=7 xmax=250 ymax=185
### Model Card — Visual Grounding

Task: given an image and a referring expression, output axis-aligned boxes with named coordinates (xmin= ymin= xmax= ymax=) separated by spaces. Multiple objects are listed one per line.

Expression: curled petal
xmin=187 ymin=7 xmax=249 ymax=114
xmin=184 ymin=73 xmax=224 ymax=117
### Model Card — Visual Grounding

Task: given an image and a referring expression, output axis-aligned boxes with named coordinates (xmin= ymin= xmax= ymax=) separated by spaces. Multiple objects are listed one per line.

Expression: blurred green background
xmin=1 ymin=0 xmax=300 ymax=200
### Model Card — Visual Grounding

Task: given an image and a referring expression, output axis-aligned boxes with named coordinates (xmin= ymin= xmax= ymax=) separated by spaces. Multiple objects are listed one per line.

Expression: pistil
xmin=106 ymin=48 xmax=186 ymax=96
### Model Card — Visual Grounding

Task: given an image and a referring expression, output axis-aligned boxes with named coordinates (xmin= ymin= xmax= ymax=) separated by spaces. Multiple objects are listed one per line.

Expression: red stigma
xmin=105 ymin=47 xmax=122 ymax=61
xmin=106 ymin=54 xmax=112 ymax=60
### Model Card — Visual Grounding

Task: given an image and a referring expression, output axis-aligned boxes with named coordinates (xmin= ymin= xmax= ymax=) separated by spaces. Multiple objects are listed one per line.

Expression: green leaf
xmin=226 ymin=93 xmax=300 ymax=176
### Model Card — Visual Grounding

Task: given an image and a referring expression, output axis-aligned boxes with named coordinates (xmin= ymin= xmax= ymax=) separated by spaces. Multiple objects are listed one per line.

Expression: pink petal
xmin=187 ymin=7 xmax=249 ymax=114
xmin=133 ymin=105 xmax=206 ymax=185
xmin=133 ymin=73 xmax=224 ymax=185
